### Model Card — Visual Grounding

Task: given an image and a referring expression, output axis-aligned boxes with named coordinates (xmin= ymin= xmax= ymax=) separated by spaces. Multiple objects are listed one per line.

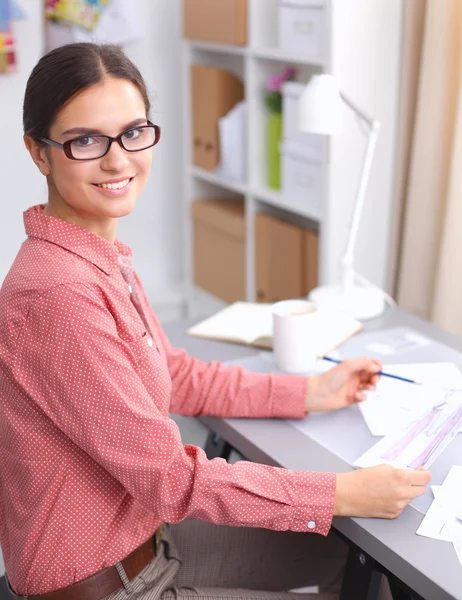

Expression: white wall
xmin=0 ymin=1 xmax=47 ymax=284
xmin=0 ymin=0 xmax=185 ymax=314
xmin=121 ymin=0 xmax=184 ymax=311
xmin=324 ymin=0 xmax=403 ymax=292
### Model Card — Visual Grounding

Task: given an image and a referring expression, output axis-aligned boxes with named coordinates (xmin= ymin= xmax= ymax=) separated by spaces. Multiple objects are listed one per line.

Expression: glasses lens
xmin=70 ymin=136 xmax=109 ymax=160
xmin=121 ymin=126 xmax=157 ymax=151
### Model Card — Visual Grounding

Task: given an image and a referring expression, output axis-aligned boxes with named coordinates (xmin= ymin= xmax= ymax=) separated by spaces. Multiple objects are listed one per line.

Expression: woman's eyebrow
xmin=61 ymin=118 xmax=148 ymax=137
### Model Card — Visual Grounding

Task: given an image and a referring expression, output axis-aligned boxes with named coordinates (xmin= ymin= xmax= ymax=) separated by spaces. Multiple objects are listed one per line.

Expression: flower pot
xmin=267 ymin=112 xmax=282 ymax=189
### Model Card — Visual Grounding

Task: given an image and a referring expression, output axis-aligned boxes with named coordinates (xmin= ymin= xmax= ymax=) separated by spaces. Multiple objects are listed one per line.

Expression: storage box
xmin=282 ymin=81 xmax=323 ymax=160
xmin=191 ymin=65 xmax=245 ymax=171
xmin=278 ymin=0 xmax=327 ymax=57
xmin=255 ymin=213 xmax=305 ymax=303
xmin=192 ymin=199 xmax=246 ymax=303
xmin=303 ymin=229 xmax=319 ymax=295
xmin=280 ymin=141 xmax=323 ymax=218
xmin=184 ymin=0 xmax=247 ymax=45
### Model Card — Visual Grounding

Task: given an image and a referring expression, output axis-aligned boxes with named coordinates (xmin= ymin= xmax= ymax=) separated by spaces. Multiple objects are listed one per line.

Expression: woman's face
xmin=28 ymin=76 xmax=153 ymax=240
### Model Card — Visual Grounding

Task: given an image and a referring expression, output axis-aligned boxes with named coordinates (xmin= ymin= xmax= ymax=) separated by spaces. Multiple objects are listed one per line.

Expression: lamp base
xmin=308 ymin=283 xmax=386 ymax=321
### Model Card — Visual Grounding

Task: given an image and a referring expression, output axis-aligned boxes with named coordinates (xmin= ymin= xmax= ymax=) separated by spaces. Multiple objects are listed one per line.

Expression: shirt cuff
xmin=269 ymin=374 xmax=308 ymax=419
xmin=290 ymin=471 xmax=336 ymax=536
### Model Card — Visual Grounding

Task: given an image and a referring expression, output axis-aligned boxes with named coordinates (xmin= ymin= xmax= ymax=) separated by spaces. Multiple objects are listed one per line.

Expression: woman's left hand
xmin=305 ymin=358 xmax=382 ymax=413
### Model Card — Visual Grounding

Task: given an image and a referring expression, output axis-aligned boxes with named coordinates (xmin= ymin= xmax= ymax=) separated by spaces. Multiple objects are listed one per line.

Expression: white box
xmin=278 ymin=0 xmax=326 ymax=57
xmin=282 ymin=81 xmax=323 ymax=159
xmin=281 ymin=141 xmax=323 ymax=218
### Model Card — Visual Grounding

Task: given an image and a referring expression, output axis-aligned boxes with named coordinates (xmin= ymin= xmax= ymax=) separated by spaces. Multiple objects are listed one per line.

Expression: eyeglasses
xmin=40 ymin=121 xmax=161 ymax=161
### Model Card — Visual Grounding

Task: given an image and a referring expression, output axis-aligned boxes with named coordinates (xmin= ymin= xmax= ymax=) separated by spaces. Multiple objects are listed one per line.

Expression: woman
xmin=0 ymin=43 xmax=430 ymax=600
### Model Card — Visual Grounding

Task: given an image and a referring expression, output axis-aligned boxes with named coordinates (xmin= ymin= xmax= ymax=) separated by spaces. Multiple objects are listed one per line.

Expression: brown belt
xmin=7 ymin=527 xmax=163 ymax=600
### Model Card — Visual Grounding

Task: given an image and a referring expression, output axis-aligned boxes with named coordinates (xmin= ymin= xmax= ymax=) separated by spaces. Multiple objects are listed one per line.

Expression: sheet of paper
xmin=416 ymin=485 xmax=450 ymax=541
xmin=416 ymin=468 xmax=462 ymax=568
xmin=354 ymin=393 xmax=462 ymax=469
xmin=436 ymin=467 xmax=462 ymax=566
xmin=364 ymin=330 xmax=432 ymax=356
xmin=358 ymin=363 xmax=462 ymax=436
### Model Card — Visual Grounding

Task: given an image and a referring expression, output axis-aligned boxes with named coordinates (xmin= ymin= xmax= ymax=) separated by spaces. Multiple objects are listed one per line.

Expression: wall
xmin=121 ymin=0 xmax=184 ymax=314
xmin=324 ymin=0 xmax=403 ymax=292
xmin=0 ymin=0 xmax=185 ymax=317
xmin=0 ymin=1 xmax=46 ymax=285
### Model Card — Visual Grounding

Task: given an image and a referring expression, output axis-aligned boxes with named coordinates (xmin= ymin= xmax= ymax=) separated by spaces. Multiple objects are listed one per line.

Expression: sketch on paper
xmin=354 ymin=391 xmax=462 ymax=469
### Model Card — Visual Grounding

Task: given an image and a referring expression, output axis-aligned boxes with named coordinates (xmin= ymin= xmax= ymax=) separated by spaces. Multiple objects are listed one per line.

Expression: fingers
xmin=409 ymin=468 xmax=432 ymax=485
xmin=409 ymin=485 xmax=427 ymax=499
xmin=346 ymin=357 xmax=382 ymax=375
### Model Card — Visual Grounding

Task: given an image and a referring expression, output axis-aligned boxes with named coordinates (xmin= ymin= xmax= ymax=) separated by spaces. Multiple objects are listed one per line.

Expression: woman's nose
xmin=100 ymin=140 xmax=130 ymax=172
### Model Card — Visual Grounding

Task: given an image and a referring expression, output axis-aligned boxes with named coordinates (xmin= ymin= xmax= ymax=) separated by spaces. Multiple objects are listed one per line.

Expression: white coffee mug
xmin=272 ymin=299 xmax=318 ymax=374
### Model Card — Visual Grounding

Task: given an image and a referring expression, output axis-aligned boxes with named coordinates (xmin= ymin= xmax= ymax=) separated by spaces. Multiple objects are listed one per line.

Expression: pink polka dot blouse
xmin=0 ymin=205 xmax=336 ymax=595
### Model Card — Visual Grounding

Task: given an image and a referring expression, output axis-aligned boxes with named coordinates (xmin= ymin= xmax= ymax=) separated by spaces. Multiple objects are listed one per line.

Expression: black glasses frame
xmin=40 ymin=120 xmax=161 ymax=160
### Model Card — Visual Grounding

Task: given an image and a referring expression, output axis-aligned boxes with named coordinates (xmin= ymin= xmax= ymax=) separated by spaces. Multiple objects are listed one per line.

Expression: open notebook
xmin=186 ymin=302 xmax=363 ymax=356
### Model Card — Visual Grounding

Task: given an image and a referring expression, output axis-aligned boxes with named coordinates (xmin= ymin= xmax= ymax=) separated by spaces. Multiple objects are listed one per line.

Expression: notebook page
xmin=186 ymin=302 xmax=273 ymax=345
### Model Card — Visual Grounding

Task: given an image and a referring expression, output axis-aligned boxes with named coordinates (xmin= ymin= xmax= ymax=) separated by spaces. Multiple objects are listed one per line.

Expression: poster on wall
xmin=45 ymin=0 xmax=111 ymax=32
xmin=45 ymin=0 xmax=142 ymax=51
xmin=0 ymin=0 xmax=26 ymax=74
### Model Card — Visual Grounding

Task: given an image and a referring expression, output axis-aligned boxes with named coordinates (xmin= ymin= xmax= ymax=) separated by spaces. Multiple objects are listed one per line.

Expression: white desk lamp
xmin=298 ymin=74 xmax=391 ymax=320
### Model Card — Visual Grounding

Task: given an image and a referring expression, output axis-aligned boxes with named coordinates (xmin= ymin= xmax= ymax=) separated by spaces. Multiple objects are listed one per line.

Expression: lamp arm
xmin=340 ymin=92 xmax=377 ymax=129
xmin=341 ymin=119 xmax=381 ymax=291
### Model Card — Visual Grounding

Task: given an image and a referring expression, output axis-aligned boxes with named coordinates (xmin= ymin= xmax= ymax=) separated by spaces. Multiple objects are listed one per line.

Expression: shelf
xmin=253 ymin=186 xmax=322 ymax=222
xmin=251 ymin=46 xmax=325 ymax=67
xmin=190 ymin=166 xmax=249 ymax=195
xmin=186 ymin=40 xmax=325 ymax=66
xmin=191 ymin=167 xmax=321 ymax=223
xmin=187 ymin=40 xmax=248 ymax=56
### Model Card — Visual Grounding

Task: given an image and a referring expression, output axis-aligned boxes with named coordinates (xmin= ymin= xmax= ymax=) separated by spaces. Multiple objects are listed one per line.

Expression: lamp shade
xmin=298 ymin=74 xmax=344 ymax=135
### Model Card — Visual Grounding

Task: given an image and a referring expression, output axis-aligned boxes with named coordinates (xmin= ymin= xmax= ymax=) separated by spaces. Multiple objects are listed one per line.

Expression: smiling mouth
xmin=93 ymin=177 xmax=134 ymax=190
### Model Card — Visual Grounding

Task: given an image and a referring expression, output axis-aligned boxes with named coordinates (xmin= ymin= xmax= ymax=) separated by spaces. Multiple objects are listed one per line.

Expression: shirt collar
xmin=23 ymin=204 xmax=133 ymax=276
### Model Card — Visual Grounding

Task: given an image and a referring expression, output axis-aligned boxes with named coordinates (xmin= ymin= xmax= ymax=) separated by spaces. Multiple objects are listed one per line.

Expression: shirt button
xmin=128 ymin=285 xmax=133 ymax=293
xmin=308 ymin=520 xmax=316 ymax=530
xmin=147 ymin=337 xmax=153 ymax=347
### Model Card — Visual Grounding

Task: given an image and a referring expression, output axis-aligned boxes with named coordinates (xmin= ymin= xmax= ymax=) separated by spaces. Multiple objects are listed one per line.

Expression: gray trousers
xmin=106 ymin=520 xmax=348 ymax=600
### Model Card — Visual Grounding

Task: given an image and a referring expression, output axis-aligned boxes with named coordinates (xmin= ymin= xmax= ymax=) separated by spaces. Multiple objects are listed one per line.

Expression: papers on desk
xmin=363 ymin=329 xmax=432 ymax=356
xmin=417 ymin=466 xmax=462 ymax=567
xmin=358 ymin=363 xmax=462 ymax=436
xmin=354 ymin=390 xmax=462 ymax=470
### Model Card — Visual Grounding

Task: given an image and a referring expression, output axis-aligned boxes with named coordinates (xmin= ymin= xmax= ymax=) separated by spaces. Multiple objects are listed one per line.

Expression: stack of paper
xmin=417 ymin=466 xmax=462 ymax=567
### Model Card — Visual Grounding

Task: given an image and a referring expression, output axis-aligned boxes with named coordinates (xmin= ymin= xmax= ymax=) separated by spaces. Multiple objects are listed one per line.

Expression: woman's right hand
xmin=334 ymin=464 xmax=431 ymax=519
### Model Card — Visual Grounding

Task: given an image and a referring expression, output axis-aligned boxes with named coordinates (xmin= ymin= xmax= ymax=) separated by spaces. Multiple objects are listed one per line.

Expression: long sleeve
xmin=133 ymin=273 xmax=309 ymax=420
xmin=11 ymin=282 xmax=335 ymax=536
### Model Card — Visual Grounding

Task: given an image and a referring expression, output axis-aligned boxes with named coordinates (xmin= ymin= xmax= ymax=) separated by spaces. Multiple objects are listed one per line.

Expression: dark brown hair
xmin=23 ymin=43 xmax=151 ymax=140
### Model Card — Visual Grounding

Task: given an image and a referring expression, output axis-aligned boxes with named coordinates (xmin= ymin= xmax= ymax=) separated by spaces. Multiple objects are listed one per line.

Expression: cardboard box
xmin=192 ymin=199 xmax=246 ymax=302
xmin=191 ymin=65 xmax=245 ymax=171
xmin=255 ymin=213 xmax=306 ymax=303
xmin=256 ymin=214 xmax=319 ymax=302
xmin=184 ymin=0 xmax=247 ymax=45
xmin=303 ymin=228 xmax=319 ymax=295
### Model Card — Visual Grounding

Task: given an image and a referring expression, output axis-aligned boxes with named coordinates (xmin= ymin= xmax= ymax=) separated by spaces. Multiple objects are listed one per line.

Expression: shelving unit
xmin=182 ymin=0 xmax=404 ymax=316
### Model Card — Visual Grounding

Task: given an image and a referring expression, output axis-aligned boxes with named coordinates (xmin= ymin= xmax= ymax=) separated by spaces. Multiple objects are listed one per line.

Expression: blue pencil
xmin=321 ymin=356 xmax=419 ymax=385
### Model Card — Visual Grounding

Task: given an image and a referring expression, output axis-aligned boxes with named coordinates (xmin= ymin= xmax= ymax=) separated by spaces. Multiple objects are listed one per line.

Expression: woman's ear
xmin=24 ymin=136 xmax=51 ymax=177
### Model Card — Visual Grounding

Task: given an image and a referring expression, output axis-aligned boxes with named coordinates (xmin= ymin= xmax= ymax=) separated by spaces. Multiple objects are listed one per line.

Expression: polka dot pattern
xmin=0 ymin=205 xmax=336 ymax=595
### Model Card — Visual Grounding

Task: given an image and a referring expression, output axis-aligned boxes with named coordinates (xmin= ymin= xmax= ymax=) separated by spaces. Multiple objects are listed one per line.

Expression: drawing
xmin=407 ymin=405 xmax=462 ymax=468
xmin=355 ymin=389 xmax=462 ymax=470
